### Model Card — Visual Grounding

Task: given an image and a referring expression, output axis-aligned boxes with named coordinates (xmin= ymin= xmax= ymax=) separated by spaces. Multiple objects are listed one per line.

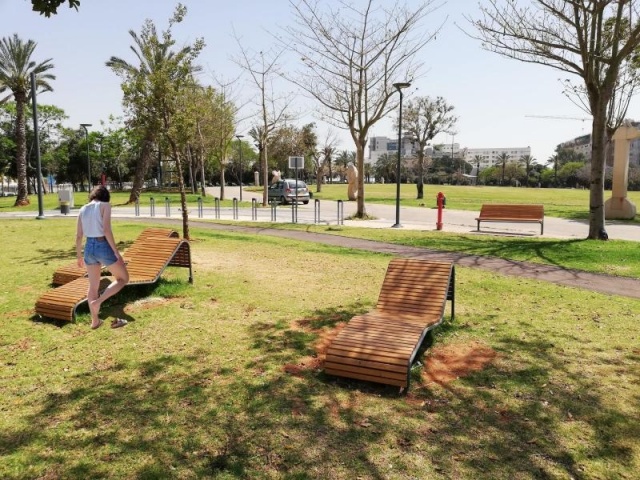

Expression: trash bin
xmin=60 ymin=201 xmax=70 ymax=215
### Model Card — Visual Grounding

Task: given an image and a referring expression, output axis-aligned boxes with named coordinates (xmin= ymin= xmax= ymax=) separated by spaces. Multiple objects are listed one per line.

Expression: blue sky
xmin=1 ymin=0 xmax=617 ymax=162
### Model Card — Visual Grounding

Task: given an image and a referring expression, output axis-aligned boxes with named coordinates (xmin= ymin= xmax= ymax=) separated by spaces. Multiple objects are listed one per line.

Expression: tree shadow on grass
xmin=31 ymin=240 xmax=137 ymax=266
xmin=5 ymin=301 xmax=639 ymax=479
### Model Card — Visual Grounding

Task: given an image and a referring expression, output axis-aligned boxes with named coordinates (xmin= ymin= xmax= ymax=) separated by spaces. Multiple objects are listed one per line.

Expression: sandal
xmin=111 ymin=318 xmax=128 ymax=329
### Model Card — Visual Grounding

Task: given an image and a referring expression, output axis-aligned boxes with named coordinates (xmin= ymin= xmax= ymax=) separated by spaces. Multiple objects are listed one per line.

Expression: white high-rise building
xmin=369 ymin=135 xmax=531 ymax=168
xmin=462 ymin=147 xmax=532 ymax=168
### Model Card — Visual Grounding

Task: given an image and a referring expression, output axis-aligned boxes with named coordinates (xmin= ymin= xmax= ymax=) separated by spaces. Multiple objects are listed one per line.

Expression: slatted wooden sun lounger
xmin=35 ymin=235 xmax=192 ymax=322
xmin=324 ymin=258 xmax=455 ymax=390
xmin=51 ymin=227 xmax=179 ymax=286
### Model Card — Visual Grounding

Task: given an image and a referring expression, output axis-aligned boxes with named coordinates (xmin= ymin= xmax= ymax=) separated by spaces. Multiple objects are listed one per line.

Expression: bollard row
xmin=131 ymin=197 xmax=347 ymax=225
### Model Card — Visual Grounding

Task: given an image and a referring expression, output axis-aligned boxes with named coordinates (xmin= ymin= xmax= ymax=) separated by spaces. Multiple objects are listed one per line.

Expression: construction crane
xmin=525 ymin=115 xmax=590 ymax=121
xmin=525 ymin=115 xmax=591 ymax=132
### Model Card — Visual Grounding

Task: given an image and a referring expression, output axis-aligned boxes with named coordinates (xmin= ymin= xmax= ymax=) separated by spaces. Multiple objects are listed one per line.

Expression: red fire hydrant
xmin=436 ymin=191 xmax=445 ymax=230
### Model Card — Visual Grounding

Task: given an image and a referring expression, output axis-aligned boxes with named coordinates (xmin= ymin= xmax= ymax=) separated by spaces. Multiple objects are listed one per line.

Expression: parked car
xmin=268 ymin=179 xmax=310 ymax=204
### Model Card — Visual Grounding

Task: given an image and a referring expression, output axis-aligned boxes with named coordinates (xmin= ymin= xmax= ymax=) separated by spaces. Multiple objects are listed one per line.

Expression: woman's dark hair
xmin=89 ymin=185 xmax=110 ymax=202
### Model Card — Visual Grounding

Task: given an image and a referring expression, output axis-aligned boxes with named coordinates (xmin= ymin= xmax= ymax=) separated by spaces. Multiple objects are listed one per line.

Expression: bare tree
xmin=468 ymin=0 xmax=640 ymax=240
xmin=400 ymin=96 xmax=457 ymax=199
xmin=233 ymin=41 xmax=293 ymax=206
xmin=311 ymin=129 xmax=338 ymax=193
xmin=284 ymin=0 xmax=443 ymax=218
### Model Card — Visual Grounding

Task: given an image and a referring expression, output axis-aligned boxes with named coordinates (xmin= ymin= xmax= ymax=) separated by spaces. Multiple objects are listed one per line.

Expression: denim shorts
xmin=84 ymin=237 xmax=118 ymax=266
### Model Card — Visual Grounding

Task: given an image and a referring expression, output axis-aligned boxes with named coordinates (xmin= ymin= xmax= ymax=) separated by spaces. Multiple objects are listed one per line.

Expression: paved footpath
xmin=122 ymin=216 xmax=640 ymax=301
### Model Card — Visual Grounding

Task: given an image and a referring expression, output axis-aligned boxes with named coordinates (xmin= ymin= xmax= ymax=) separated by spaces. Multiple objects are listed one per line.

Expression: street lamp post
xmin=392 ymin=82 xmax=411 ymax=228
xmin=80 ymin=123 xmax=92 ymax=191
xmin=236 ymin=134 xmax=244 ymax=201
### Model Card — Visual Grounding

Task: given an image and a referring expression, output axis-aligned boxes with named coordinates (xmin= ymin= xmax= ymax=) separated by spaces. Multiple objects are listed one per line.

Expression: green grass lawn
xmin=240 ymin=222 xmax=640 ymax=278
xmin=306 ymin=184 xmax=640 ymax=221
xmin=1 ymin=218 xmax=639 ymax=479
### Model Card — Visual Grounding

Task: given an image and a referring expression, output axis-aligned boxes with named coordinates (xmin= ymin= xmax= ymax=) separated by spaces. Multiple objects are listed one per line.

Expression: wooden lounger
xmin=35 ymin=236 xmax=192 ymax=322
xmin=51 ymin=227 xmax=179 ymax=286
xmin=324 ymin=258 xmax=455 ymax=390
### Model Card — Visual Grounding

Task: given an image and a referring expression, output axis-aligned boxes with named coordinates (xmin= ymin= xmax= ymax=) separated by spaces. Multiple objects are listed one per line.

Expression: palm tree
xmin=0 ymin=34 xmax=54 ymax=206
xmin=106 ymin=20 xmax=201 ymax=204
xmin=496 ymin=152 xmax=510 ymax=185
xmin=547 ymin=154 xmax=559 ymax=186
xmin=520 ymin=154 xmax=535 ymax=186
xmin=473 ymin=154 xmax=483 ymax=185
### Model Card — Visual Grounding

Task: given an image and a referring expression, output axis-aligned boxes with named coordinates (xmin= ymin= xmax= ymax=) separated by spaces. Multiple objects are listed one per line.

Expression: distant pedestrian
xmin=76 ymin=185 xmax=129 ymax=329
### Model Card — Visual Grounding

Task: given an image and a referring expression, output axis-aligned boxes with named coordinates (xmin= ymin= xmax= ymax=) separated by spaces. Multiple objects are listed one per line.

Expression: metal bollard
xmin=197 ymin=197 xmax=203 ymax=218
xmin=251 ymin=198 xmax=258 ymax=220
xmin=165 ymin=197 xmax=171 ymax=217
xmin=150 ymin=197 xmax=155 ymax=217
xmin=291 ymin=200 xmax=297 ymax=223
xmin=232 ymin=198 xmax=239 ymax=220
xmin=214 ymin=197 xmax=220 ymax=219
xmin=337 ymin=200 xmax=344 ymax=225
xmin=314 ymin=198 xmax=320 ymax=224
xmin=270 ymin=201 xmax=277 ymax=221
xmin=134 ymin=198 xmax=140 ymax=217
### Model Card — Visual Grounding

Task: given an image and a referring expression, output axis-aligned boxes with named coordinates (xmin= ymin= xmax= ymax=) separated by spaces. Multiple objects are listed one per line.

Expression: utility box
xmin=58 ymin=189 xmax=74 ymax=209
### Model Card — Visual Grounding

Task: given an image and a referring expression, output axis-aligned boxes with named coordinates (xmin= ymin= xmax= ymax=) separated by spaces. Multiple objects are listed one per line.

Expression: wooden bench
xmin=476 ymin=204 xmax=544 ymax=234
xmin=51 ymin=228 xmax=179 ymax=286
xmin=324 ymin=258 xmax=455 ymax=390
xmin=35 ymin=235 xmax=192 ymax=322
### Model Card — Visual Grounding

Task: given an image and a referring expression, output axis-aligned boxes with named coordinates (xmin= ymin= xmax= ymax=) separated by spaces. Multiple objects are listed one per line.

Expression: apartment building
xmin=559 ymin=129 xmax=640 ymax=166
xmin=461 ymin=147 xmax=532 ymax=168
xmin=368 ymin=136 xmax=419 ymax=164
xmin=368 ymin=135 xmax=531 ymax=168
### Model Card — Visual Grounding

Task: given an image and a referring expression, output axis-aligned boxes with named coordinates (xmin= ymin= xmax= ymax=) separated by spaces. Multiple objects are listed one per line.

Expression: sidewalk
xmin=3 ymin=186 xmax=638 ymax=241
xmin=202 ymin=186 xmax=640 ymax=241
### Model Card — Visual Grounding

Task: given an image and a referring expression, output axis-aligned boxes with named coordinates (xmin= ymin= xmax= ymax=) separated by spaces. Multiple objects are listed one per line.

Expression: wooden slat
xmin=324 ymin=258 xmax=454 ymax=389
xmin=52 ymin=228 xmax=179 ymax=286
xmin=476 ymin=204 xmax=544 ymax=234
xmin=36 ymin=235 xmax=191 ymax=322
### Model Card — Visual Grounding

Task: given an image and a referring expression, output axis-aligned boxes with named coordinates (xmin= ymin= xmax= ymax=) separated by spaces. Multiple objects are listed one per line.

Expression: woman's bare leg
xmin=86 ymin=264 xmax=103 ymax=328
xmin=92 ymin=259 xmax=129 ymax=312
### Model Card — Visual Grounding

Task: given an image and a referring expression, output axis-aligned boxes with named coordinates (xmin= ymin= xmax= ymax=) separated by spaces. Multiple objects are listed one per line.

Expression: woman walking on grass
xmin=76 ymin=185 xmax=129 ymax=329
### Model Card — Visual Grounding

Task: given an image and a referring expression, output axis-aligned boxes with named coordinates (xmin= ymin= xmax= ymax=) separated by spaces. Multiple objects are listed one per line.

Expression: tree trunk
xmin=355 ymin=140 xmax=366 ymax=217
xmin=128 ymin=132 xmax=154 ymax=204
xmin=220 ymin=168 xmax=226 ymax=201
xmin=13 ymin=92 xmax=29 ymax=206
xmin=186 ymin=144 xmax=195 ymax=194
xmin=416 ymin=154 xmax=424 ymax=199
xmin=316 ymin=166 xmax=322 ymax=193
xmin=588 ymin=108 xmax=608 ymax=240
xmin=168 ymin=137 xmax=190 ymax=240
xmin=200 ymin=156 xmax=206 ymax=197
xmin=261 ymin=142 xmax=269 ymax=206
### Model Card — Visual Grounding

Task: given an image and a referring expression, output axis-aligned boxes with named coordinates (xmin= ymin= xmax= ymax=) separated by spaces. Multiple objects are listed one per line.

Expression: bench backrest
xmin=479 ymin=204 xmax=544 ymax=220
xmin=376 ymin=258 xmax=453 ymax=318
xmin=126 ymin=236 xmax=191 ymax=284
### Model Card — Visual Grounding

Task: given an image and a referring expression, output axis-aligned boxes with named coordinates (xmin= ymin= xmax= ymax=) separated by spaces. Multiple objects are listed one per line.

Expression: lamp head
xmin=236 ymin=134 xmax=244 ymax=140
xmin=80 ymin=123 xmax=92 ymax=131
xmin=393 ymin=82 xmax=411 ymax=91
